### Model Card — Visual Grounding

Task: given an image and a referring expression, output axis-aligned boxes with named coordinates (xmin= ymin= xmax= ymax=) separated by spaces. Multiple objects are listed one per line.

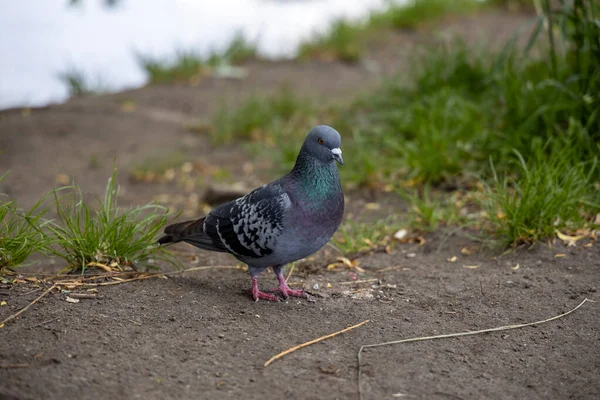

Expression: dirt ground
xmin=1 ymin=10 xmax=599 ymax=400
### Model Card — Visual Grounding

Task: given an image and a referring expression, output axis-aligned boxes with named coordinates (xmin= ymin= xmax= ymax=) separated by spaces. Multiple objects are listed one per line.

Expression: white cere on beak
xmin=331 ymin=147 xmax=343 ymax=165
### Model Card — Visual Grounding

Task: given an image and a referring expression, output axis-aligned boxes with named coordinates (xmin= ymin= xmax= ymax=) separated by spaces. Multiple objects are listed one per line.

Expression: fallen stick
xmin=285 ymin=264 xmax=296 ymax=283
xmin=53 ymin=265 xmax=240 ymax=287
xmin=357 ymin=298 xmax=593 ymax=400
xmin=0 ymin=364 xmax=29 ymax=369
xmin=340 ymin=279 xmax=379 ymax=285
xmin=0 ymin=284 xmax=58 ymax=327
xmin=264 ymin=320 xmax=369 ymax=367
xmin=27 ymin=317 xmax=60 ymax=329
xmin=65 ymin=293 xmax=99 ymax=299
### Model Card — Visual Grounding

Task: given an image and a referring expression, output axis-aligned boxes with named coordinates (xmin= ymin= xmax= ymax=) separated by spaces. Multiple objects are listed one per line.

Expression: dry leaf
xmin=556 ymin=230 xmax=585 ymax=247
xmin=584 ymin=243 xmax=593 ymax=248
xmin=0 ymin=323 xmax=4 ymax=328
xmin=364 ymin=203 xmax=380 ymax=211
xmin=121 ymin=100 xmax=136 ymax=112
xmin=55 ymin=173 xmax=70 ymax=185
xmin=512 ymin=264 xmax=520 ymax=270
xmin=461 ymin=247 xmax=472 ymax=255
xmin=447 ymin=256 xmax=457 ymax=262
xmin=65 ymin=296 xmax=80 ymax=303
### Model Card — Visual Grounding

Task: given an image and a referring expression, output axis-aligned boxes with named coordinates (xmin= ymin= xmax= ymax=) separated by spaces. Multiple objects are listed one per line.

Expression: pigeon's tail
xmin=158 ymin=218 xmax=228 ymax=253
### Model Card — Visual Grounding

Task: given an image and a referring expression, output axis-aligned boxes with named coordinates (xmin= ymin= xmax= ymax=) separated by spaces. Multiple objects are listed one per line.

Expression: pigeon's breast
xmin=277 ymin=189 xmax=344 ymax=262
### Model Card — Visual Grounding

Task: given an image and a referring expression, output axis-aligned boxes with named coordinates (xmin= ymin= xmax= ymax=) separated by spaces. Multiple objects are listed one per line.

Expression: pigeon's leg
xmin=273 ymin=265 xmax=306 ymax=299
xmin=250 ymin=272 xmax=279 ymax=302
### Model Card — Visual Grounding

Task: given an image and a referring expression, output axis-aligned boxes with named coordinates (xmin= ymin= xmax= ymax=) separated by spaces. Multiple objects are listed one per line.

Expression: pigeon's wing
xmin=203 ymin=182 xmax=292 ymax=259
xmin=160 ymin=218 xmax=229 ymax=252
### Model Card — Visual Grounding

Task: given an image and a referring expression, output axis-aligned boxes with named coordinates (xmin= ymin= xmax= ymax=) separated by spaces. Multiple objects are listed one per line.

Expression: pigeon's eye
xmin=317 ymin=138 xmax=324 ymax=145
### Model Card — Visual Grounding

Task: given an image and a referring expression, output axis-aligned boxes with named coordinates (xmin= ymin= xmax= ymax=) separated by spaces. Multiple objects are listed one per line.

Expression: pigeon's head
xmin=302 ymin=125 xmax=343 ymax=166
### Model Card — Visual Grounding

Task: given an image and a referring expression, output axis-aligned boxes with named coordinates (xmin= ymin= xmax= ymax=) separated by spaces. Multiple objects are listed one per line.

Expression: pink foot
xmin=251 ymin=277 xmax=280 ymax=302
xmin=276 ymin=275 xmax=306 ymax=299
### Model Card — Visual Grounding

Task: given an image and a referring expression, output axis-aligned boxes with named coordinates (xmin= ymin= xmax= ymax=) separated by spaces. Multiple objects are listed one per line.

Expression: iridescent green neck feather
xmin=289 ymin=152 xmax=341 ymax=207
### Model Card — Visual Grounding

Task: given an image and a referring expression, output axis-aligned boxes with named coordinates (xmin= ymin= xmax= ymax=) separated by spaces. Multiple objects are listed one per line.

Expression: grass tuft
xmin=137 ymin=32 xmax=257 ymax=84
xmin=481 ymin=143 xmax=600 ymax=246
xmin=369 ymin=0 xmax=483 ymax=30
xmin=334 ymin=217 xmax=399 ymax=254
xmin=298 ymin=19 xmax=365 ymax=63
xmin=0 ymin=173 xmax=50 ymax=270
xmin=57 ymin=67 xmax=109 ymax=98
xmin=43 ymin=168 xmax=179 ymax=272
xmin=211 ymin=87 xmax=314 ymax=145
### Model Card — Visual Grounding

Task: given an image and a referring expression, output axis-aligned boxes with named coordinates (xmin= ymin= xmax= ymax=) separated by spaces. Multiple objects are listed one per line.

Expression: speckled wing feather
xmin=204 ymin=182 xmax=291 ymax=259
xmin=161 ymin=182 xmax=291 ymax=260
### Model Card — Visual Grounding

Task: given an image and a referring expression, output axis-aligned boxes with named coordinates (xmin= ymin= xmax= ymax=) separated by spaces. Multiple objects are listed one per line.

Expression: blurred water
xmin=0 ymin=0 xmax=392 ymax=110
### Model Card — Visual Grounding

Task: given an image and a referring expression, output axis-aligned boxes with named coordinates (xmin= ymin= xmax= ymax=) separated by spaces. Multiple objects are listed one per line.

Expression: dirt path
xmin=2 ymin=236 xmax=599 ymax=399
xmin=2 ymin=9 xmax=599 ymax=400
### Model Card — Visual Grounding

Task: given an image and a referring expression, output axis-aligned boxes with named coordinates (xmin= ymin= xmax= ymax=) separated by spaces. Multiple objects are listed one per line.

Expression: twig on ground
xmin=0 ymin=364 xmax=29 ymax=369
xmin=17 ymin=288 xmax=42 ymax=297
xmin=285 ymin=264 xmax=296 ymax=283
xmin=65 ymin=293 xmax=99 ymax=299
xmin=340 ymin=279 xmax=379 ymax=285
xmin=0 ymin=284 xmax=58 ymax=327
xmin=377 ymin=266 xmax=404 ymax=273
xmin=27 ymin=317 xmax=60 ymax=329
xmin=357 ymin=298 xmax=593 ymax=400
xmin=264 ymin=320 xmax=369 ymax=367
xmin=86 ymin=262 xmax=113 ymax=272
xmin=53 ymin=265 xmax=240 ymax=287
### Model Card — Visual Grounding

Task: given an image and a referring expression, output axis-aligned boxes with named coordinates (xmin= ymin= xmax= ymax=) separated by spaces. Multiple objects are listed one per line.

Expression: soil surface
xmin=1 ymin=9 xmax=600 ymax=400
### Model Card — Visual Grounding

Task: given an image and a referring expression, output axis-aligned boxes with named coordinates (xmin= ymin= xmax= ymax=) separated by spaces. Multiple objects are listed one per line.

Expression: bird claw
xmin=251 ymin=289 xmax=280 ymax=302
xmin=276 ymin=286 xmax=307 ymax=299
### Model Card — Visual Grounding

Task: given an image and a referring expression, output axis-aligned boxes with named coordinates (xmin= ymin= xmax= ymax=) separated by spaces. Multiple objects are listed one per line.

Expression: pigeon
xmin=158 ymin=125 xmax=344 ymax=301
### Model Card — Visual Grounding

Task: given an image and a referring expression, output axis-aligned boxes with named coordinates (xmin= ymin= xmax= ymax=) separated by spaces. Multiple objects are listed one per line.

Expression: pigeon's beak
xmin=331 ymin=148 xmax=343 ymax=165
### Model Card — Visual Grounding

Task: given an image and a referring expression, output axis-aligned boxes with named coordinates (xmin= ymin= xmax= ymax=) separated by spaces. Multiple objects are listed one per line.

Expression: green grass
xmin=211 ymin=87 xmax=315 ymax=144
xmin=0 ymin=173 xmax=50 ymax=270
xmin=57 ymin=67 xmax=109 ymax=98
xmin=129 ymin=152 xmax=188 ymax=183
xmin=137 ymin=32 xmax=257 ymax=84
xmin=369 ymin=0 xmax=483 ymax=30
xmin=298 ymin=19 xmax=365 ymax=63
xmin=399 ymin=185 xmax=463 ymax=232
xmin=481 ymin=144 xmax=600 ymax=245
xmin=43 ymin=168 xmax=179 ymax=272
xmin=333 ymin=217 xmax=400 ymax=254
xmin=297 ymin=0 xmax=487 ymax=63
